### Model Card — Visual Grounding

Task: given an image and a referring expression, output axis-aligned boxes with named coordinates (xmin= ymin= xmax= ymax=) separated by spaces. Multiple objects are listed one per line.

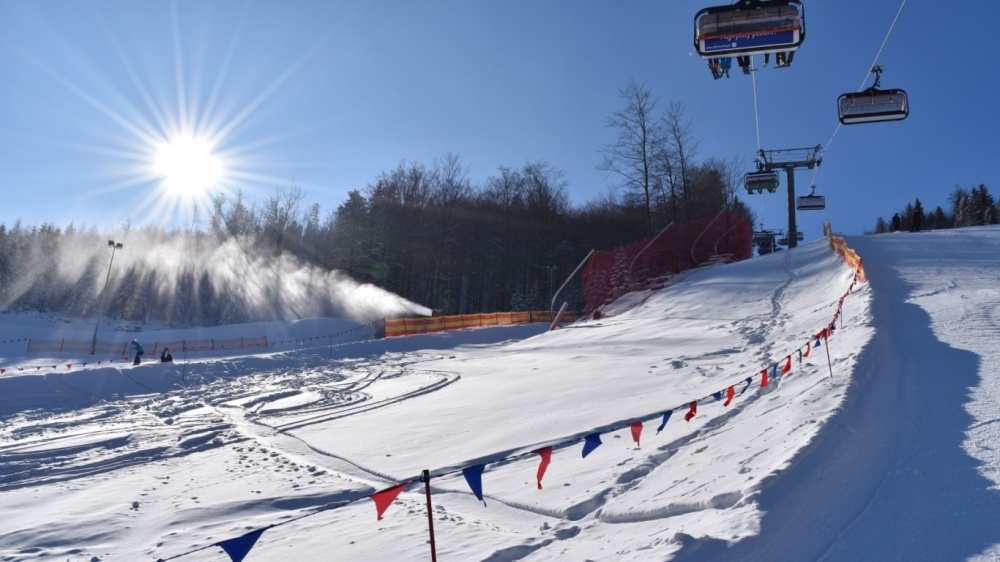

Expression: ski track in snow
xmin=0 ymin=352 xmax=460 ymax=494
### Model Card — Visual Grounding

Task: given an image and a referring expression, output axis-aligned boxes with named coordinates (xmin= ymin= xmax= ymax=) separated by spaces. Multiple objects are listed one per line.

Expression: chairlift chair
xmin=796 ymin=194 xmax=826 ymax=210
xmin=796 ymin=185 xmax=826 ymax=210
xmin=838 ymin=66 xmax=909 ymax=124
xmin=745 ymin=170 xmax=780 ymax=194
xmin=756 ymin=236 xmax=778 ymax=254
xmin=838 ymin=89 xmax=908 ymax=124
xmin=776 ymin=232 xmax=803 ymax=245
xmin=695 ymin=0 xmax=805 ymax=59
xmin=753 ymin=229 xmax=779 ymax=255
xmin=752 ymin=230 xmax=773 ymax=245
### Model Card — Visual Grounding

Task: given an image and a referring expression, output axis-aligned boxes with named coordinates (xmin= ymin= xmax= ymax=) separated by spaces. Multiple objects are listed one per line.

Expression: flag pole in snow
xmin=421 ymin=469 xmax=438 ymax=562
xmin=824 ymin=330 xmax=834 ymax=378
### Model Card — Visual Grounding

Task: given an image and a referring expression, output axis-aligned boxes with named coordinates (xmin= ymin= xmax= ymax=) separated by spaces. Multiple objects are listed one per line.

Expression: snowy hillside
xmin=2 ymin=227 xmax=1000 ymax=562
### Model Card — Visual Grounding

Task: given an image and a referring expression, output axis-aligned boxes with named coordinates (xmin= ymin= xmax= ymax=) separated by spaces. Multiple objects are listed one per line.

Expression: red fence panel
xmin=581 ymin=213 xmax=752 ymax=313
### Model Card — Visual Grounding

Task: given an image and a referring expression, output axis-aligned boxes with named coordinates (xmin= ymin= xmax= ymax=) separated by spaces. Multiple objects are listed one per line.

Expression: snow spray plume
xmin=0 ymin=227 xmax=429 ymax=325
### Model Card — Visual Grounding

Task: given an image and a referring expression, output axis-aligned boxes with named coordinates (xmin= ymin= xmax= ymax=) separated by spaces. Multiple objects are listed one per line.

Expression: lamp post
xmin=90 ymin=240 xmax=123 ymax=355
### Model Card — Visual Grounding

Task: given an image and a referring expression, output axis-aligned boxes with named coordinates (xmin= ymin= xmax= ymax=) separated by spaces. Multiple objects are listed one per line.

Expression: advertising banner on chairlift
xmin=701 ymin=30 xmax=798 ymax=55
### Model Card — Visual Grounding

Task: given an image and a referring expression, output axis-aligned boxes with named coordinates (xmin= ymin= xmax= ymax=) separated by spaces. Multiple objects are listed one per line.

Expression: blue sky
xmin=0 ymin=0 xmax=994 ymax=239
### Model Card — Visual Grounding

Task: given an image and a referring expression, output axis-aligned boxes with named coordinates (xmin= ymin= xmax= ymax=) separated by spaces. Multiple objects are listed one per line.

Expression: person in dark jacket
xmin=160 ymin=348 xmax=173 ymax=362
xmin=891 ymin=213 xmax=901 ymax=232
xmin=131 ymin=339 xmax=144 ymax=365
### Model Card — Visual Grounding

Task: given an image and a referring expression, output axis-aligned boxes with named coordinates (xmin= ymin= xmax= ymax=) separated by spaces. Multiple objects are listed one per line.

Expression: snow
xmin=2 ymin=227 xmax=1000 ymax=561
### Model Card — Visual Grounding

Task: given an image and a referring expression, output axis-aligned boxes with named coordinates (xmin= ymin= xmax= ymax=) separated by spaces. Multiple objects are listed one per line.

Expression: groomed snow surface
xmin=3 ymin=227 xmax=1000 ymax=561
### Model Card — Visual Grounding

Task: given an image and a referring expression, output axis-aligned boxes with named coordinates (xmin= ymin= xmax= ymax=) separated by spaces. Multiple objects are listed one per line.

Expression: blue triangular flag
xmin=462 ymin=464 xmax=487 ymax=505
xmin=582 ymin=433 xmax=602 ymax=458
xmin=219 ymin=528 xmax=266 ymax=562
xmin=656 ymin=410 xmax=673 ymax=433
xmin=772 ymin=363 xmax=779 ymax=378
xmin=798 ymin=349 xmax=803 ymax=363
xmin=740 ymin=377 xmax=753 ymax=395
xmin=814 ymin=338 xmax=822 ymax=348
xmin=712 ymin=391 xmax=723 ymax=402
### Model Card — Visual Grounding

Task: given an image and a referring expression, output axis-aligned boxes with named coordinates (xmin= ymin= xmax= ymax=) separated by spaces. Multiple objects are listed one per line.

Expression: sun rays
xmin=7 ymin=1 xmax=340 ymax=230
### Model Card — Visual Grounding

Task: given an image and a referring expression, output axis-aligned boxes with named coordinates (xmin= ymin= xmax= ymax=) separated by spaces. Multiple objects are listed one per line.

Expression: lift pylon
xmin=755 ymin=145 xmax=822 ymax=249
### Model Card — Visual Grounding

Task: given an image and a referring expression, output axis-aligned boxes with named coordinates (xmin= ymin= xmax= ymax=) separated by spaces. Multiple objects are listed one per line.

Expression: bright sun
xmin=152 ymin=135 xmax=223 ymax=196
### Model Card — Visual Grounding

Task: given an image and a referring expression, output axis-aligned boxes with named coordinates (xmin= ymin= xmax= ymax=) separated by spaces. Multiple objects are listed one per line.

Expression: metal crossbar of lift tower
xmin=757 ymin=145 xmax=822 ymax=169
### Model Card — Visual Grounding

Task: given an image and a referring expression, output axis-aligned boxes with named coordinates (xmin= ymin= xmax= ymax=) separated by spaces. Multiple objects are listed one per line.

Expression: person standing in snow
xmin=160 ymin=348 xmax=173 ymax=362
xmin=131 ymin=339 xmax=144 ymax=365
xmin=891 ymin=213 xmax=901 ymax=232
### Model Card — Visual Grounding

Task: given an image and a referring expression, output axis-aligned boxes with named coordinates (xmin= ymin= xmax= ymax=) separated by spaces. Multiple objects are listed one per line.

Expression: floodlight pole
xmin=90 ymin=240 xmax=123 ymax=355
xmin=757 ymin=146 xmax=822 ymax=249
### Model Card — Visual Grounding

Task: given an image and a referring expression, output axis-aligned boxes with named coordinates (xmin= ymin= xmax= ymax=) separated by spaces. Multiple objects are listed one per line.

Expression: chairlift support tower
xmin=756 ymin=145 xmax=822 ymax=249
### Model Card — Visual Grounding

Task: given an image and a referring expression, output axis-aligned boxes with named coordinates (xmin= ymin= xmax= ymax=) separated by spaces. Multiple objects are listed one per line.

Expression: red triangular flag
xmin=781 ymin=356 xmax=792 ymax=374
xmin=534 ymin=447 xmax=553 ymax=489
xmin=0 ymin=368 xmax=5 ymax=374
xmin=684 ymin=401 xmax=698 ymax=422
xmin=724 ymin=385 xmax=735 ymax=407
xmin=370 ymin=482 xmax=408 ymax=520
xmin=804 ymin=342 xmax=811 ymax=358
xmin=761 ymin=368 xmax=769 ymax=388
xmin=629 ymin=421 xmax=643 ymax=447
xmin=66 ymin=364 xmax=72 ymax=369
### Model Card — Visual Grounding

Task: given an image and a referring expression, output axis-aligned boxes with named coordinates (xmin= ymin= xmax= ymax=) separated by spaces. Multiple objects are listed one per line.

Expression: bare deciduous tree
xmin=261 ymin=184 xmax=306 ymax=251
xmin=599 ymin=80 xmax=663 ymax=235
xmin=662 ymin=101 xmax=699 ymax=224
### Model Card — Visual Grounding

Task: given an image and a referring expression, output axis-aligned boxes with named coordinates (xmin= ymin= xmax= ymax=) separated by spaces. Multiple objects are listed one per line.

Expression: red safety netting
xmin=581 ymin=213 xmax=752 ymax=313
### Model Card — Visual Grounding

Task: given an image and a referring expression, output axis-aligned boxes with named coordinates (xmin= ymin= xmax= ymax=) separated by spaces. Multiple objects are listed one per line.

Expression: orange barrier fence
xmin=384 ymin=311 xmax=578 ymax=338
xmin=26 ymin=336 xmax=269 ymax=357
xmin=824 ymin=222 xmax=867 ymax=282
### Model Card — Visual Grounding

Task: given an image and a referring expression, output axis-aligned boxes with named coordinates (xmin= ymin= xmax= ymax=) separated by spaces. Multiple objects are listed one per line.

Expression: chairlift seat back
xmin=695 ymin=0 xmax=805 ymax=59
xmin=838 ymin=88 xmax=909 ymax=124
xmin=796 ymin=194 xmax=826 ymax=210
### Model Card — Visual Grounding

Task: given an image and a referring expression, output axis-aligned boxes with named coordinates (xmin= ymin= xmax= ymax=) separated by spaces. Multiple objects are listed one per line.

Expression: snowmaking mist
xmin=0 ymin=227 xmax=430 ymax=326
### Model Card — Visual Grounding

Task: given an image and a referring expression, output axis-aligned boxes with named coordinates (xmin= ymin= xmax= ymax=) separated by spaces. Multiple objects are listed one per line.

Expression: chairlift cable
xmin=809 ymin=0 xmax=907 ymax=186
xmin=750 ymin=56 xmax=763 ymax=152
xmin=748 ymin=55 xmax=769 ymax=228
xmin=863 ymin=0 xmax=907 ymax=91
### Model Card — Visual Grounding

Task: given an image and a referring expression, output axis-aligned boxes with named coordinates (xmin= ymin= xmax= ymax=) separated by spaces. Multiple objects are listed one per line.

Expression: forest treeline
xmin=871 ymin=184 xmax=998 ymax=233
xmin=0 ymin=83 xmax=753 ymax=325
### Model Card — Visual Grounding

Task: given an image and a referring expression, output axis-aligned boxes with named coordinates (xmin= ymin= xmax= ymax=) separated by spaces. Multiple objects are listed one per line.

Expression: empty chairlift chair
xmin=695 ymin=0 xmax=805 ymax=60
xmin=796 ymin=186 xmax=826 ymax=210
xmin=796 ymin=194 xmax=826 ymax=210
xmin=838 ymin=65 xmax=909 ymax=124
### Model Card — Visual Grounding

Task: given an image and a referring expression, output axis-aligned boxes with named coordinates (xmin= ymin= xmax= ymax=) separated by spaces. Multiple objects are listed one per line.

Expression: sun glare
xmin=152 ymin=135 xmax=224 ymax=197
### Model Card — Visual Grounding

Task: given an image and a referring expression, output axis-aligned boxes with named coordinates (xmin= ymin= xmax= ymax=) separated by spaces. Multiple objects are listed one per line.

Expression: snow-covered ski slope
xmin=2 ymin=227 xmax=1000 ymax=561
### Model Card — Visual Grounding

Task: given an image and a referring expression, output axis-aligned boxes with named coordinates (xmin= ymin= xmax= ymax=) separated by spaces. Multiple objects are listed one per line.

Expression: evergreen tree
xmin=950 ymin=187 xmax=972 ymax=227
xmin=971 ymin=184 xmax=996 ymax=225
xmin=911 ymin=199 xmax=926 ymax=232
xmin=874 ymin=217 xmax=888 ymax=234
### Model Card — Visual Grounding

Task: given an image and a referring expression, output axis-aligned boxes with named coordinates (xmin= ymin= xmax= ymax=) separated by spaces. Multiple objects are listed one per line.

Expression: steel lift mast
xmin=755 ymin=145 xmax=822 ymax=249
